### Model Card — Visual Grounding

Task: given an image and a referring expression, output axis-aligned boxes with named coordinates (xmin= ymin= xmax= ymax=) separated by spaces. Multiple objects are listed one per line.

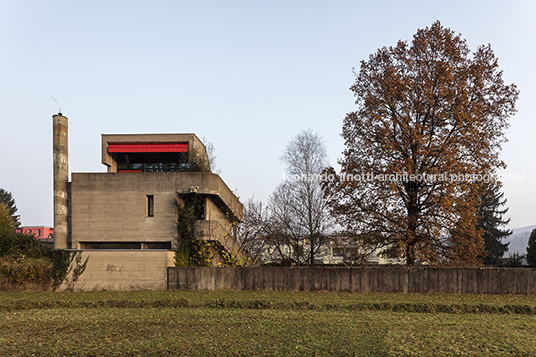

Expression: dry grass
xmin=2 ymin=290 xmax=536 ymax=356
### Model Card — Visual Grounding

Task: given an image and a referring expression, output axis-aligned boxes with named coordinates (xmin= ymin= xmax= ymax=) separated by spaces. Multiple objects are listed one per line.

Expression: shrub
xmin=0 ymin=256 xmax=53 ymax=285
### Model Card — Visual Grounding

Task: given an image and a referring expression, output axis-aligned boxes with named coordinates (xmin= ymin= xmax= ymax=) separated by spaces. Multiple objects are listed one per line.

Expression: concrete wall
xmin=62 ymin=250 xmax=175 ymax=291
xmin=196 ymin=197 xmax=241 ymax=254
xmin=70 ymin=172 xmax=243 ymax=250
xmin=168 ymin=266 xmax=536 ymax=294
xmin=205 ymin=196 xmax=228 ymax=227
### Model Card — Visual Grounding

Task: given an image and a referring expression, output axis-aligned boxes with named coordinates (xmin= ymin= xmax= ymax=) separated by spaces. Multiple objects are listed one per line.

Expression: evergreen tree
xmin=0 ymin=203 xmax=15 ymax=237
xmin=477 ymin=181 xmax=511 ymax=265
xmin=526 ymin=229 xmax=536 ymax=267
xmin=0 ymin=188 xmax=20 ymax=228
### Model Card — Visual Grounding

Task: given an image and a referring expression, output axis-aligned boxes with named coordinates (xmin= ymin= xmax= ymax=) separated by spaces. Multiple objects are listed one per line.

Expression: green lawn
xmin=1 ymin=290 xmax=536 ymax=356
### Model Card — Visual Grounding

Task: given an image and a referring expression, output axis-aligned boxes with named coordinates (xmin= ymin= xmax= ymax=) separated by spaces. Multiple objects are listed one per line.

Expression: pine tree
xmin=0 ymin=188 xmax=20 ymax=228
xmin=477 ymin=181 xmax=511 ymax=265
xmin=0 ymin=203 xmax=15 ymax=236
xmin=526 ymin=229 xmax=536 ymax=267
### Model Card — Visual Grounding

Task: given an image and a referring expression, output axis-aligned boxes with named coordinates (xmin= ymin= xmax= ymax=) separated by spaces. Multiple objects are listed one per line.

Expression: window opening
xmin=147 ymin=195 xmax=154 ymax=217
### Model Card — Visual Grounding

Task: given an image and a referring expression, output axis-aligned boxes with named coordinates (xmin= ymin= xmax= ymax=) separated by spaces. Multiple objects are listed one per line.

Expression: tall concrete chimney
xmin=53 ymin=113 xmax=69 ymax=249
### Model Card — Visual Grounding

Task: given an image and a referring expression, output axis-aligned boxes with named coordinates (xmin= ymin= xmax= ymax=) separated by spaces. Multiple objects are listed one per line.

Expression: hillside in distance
xmin=504 ymin=225 xmax=536 ymax=256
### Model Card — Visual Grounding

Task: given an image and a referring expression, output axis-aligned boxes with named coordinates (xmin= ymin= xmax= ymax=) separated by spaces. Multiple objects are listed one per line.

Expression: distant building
xmin=16 ymin=226 xmax=54 ymax=240
xmin=260 ymin=239 xmax=402 ymax=265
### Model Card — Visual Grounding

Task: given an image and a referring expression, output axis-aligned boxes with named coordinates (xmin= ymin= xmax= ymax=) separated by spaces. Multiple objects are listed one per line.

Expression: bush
xmin=0 ymin=256 xmax=53 ymax=285
xmin=0 ymin=200 xmax=80 ymax=290
xmin=506 ymin=252 xmax=524 ymax=267
xmin=0 ymin=211 xmax=74 ymax=289
xmin=0 ymin=232 xmax=44 ymax=259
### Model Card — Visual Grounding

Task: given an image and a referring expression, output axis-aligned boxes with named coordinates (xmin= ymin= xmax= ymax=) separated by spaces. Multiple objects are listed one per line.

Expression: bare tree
xmin=201 ymin=137 xmax=220 ymax=174
xmin=268 ymin=129 xmax=333 ymax=265
xmin=234 ymin=198 xmax=273 ymax=266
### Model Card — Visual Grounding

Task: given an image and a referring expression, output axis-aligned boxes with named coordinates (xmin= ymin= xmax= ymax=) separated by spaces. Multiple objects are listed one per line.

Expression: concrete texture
xmin=70 ymin=172 xmax=243 ymax=254
xmin=53 ymin=113 xmax=69 ymax=249
xmin=168 ymin=266 xmax=536 ymax=294
xmin=61 ymin=250 xmax=175 ymax=291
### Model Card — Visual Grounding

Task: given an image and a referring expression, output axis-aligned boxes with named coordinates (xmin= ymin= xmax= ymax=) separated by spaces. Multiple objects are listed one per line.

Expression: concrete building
xmin=53 ymin=114 xmax=243 ymax=290
xmin=70 ymin=134 xmax=243 ymax=255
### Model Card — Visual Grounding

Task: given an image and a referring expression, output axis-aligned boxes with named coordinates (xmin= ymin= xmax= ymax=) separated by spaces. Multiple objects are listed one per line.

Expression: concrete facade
xmin=71 ymin=171 xmax=243 ymax=252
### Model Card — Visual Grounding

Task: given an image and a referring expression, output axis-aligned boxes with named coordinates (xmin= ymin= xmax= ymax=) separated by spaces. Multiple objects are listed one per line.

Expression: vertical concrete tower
xmin=53 ymin=113 xmax=69 ymax=249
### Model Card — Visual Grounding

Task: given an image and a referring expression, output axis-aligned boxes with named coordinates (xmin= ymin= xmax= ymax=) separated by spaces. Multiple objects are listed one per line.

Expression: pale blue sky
xmin=1 ymin=0 xmax=534 ymax=229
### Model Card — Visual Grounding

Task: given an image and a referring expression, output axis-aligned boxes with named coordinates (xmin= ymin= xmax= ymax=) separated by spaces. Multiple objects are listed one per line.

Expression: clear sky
xmin=1 ymin=0 xmax=534 ymax=229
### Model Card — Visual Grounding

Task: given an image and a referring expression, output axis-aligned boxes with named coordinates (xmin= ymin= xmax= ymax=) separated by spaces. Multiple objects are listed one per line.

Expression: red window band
xmin=108 ymin=142 xmax=189 ymax=153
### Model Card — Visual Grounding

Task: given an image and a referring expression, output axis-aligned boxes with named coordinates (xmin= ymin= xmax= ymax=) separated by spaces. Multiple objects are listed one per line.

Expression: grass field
xmin=2 ymin=290 xmax=536 ymax=356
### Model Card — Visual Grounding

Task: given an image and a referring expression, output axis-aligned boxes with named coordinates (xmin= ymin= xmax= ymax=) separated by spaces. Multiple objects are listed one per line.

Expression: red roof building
xmin=16 ymin=226 xmax=54 ymax=240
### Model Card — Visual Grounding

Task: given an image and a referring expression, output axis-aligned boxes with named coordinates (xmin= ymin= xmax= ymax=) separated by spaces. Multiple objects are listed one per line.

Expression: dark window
xmin=114 ymin=152 xmax=190 ymax=172
xmin=147 ymin=195 xmax=154 ymax=217
xmin=144 ymin=242 xmax=172 ymax=250
xmin=80 ymin=242 xmax=171 ymax=250
xmin=82 ymin=242 xmax=142 ymax=249
xmin=197 ymin=197 xmax=206 ymax=220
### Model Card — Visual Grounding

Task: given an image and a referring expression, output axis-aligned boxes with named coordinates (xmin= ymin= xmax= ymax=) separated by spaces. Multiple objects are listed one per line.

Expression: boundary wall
xmin=168 ymin=266 xmax=536 ymax=294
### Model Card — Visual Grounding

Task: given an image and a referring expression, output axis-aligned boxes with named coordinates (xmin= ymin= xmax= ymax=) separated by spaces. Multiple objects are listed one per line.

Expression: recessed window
xmin=147 ymin=195 xmax=154 ymax=217
xmin=144 ymin=242 xmax=172 ymax=250
xmin=114 ymin=151 xmax=189 ymax=172
xmin=82 ymin=242 xmax=143 ymax=249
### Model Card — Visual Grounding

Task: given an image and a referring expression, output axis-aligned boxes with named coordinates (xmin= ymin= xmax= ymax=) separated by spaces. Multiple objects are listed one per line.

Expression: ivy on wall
xmin=174 ymin=192 xmax=212 ymax=267
xmin=174 ymin=192 xmax=245 ymax=267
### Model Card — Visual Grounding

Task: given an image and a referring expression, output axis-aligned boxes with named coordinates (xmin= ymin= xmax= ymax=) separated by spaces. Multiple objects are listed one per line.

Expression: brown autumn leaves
xmin=323 ymin=21 xmax=519 ymax=266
